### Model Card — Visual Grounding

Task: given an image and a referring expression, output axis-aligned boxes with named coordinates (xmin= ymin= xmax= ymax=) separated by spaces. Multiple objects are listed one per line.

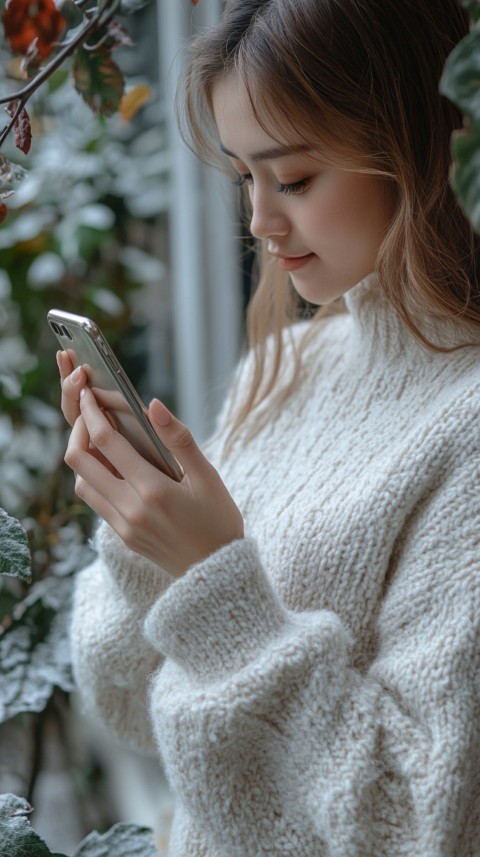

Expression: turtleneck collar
xmin=343 ymin=272 xmax=480 ymax=360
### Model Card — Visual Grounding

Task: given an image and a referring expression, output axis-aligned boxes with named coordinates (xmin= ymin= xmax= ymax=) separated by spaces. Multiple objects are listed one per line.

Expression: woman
xmin=58 ymin=1 xmax=480 ymax=853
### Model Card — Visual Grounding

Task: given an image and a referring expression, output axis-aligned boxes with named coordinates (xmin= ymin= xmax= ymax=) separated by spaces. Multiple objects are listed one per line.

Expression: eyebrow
xmin=219 ymin=142 xmax=312 ymax=163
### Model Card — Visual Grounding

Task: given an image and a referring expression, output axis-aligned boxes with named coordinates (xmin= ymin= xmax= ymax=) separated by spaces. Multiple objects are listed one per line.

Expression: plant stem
xmin=27 ymin=707 xmax=47 ymax=805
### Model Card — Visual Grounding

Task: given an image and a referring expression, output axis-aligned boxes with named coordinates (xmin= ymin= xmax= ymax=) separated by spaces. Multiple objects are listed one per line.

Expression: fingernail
xmin=70 ymin=367 xmax=82 ymax=384
xmin=151 ymin=398 xmax=172 ymax=426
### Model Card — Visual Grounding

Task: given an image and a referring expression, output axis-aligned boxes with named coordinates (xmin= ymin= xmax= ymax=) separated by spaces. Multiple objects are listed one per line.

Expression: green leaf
xmin=73 ymin=48 xmax=125 ymax=117
xmin=0 ymin=796 xmax=154 ymax=857
xmin=0 ymin=509 xmax=31 ymax=582
xmin=0 ymin=793 xmax=65 ymax=857
xmin=0 ymin=578 xmax=75 ymax=722
xmin=0 ymin=793 xmax=33 ymax=823
xmin=463 ymin=0 xmax=480 ymax=24
xmin=73 ymin=822 xmax=157 ymax=856
xmin=450 ymin=124 xmax=480 ymax=231
xmin=440 ymin=21 xmax=480 ymax=232
xmin=440 ymin=24 xmax=480 ymax=121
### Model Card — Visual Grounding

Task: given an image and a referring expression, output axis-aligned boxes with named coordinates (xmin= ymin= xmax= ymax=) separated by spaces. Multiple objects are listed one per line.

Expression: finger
xmin=65 ymin=411 xmax=99 ymax=473
xmin=60 ymin=363 xmax=87 ymax=427
xmin=66 ymin=410 xmax=123 ymax=477
xmin=74 ymin=468 xmax=129 ymax=541
xmin=56 ymin=350 xmax=74 ymax=383
xmin=148 ymin=398 xmax=209 ymax=476
xmin=79 ymin=386 xmax=153 ymax=484
xmin=73 ymin=463 xmax=130 ymax=544
xmin=66 ymin=414 xmax=131 ymax=515
xmin=66 ymin=412 xmax=152 ymax=549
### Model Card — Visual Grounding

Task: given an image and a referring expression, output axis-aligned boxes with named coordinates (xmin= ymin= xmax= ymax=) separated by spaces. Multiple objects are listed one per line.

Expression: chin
xmin=290 ymin=267 xmax=367 ymax=306
xmin=290 ymin=278 xmax=347 ymax=307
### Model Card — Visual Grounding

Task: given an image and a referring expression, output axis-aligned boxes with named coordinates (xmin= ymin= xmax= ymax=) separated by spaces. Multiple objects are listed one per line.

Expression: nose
xmin=249 ymin=186 xmax=289 ymax=241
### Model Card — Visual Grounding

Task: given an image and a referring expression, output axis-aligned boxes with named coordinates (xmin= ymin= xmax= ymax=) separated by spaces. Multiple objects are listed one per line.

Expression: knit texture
xmin=70 ymin=274 xmax=480 ymax=856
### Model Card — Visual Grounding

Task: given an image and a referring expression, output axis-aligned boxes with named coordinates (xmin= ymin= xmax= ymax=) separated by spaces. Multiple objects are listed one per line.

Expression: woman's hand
xmin=57 ymin=350 xmax=87 ymax=427
xmin=64 ymin=384 xmax=245 ymax=577
xmin=57 ymin=350 xmax=120 ymax=476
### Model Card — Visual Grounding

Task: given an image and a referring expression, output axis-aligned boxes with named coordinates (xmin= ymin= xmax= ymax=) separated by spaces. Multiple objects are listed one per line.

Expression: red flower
xmin=3 ymin=0 xmax=66 ymax=60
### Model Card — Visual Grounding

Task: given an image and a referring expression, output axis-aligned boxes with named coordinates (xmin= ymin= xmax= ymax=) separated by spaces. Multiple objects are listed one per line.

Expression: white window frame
xmin=157 ymin=0 xmax=242 ymax=442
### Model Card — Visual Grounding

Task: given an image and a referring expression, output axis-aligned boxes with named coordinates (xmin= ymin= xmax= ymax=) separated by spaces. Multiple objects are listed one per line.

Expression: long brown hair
xmin=180 ymin=0 xmax=480 ymax=447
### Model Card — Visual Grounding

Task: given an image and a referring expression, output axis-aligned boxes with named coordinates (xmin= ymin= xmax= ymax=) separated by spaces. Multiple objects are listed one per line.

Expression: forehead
xmin=211 ymin=74 xmax=364 ymax=171
xmin=211 ymin=74 xmax=302 ymax=160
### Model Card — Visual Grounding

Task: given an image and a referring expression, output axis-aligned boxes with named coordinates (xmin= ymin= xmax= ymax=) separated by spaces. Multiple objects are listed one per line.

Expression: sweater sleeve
xmin=70 ymin=519 xmax=173 ymax=755
xmin=143 ymin=454 xmax=480 ymax=856
xmin=68 ymin=351 xmax=257 ymax=757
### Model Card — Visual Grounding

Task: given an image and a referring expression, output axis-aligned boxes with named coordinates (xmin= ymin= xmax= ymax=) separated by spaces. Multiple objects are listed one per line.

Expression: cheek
xmin=304 ymin=180 xmax=361 ymax=241
xmin=344 ymin=177 xmax=393 ymax=242
xmin=313 ymin=175 xmax=389 ymax=243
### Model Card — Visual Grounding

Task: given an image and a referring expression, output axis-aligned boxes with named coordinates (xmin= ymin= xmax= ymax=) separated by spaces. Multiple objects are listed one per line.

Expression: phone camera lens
xmin=50 ymin=321 xmax=62 ymax=335
xmin=61 ymin=325 xmax=73 ymax=341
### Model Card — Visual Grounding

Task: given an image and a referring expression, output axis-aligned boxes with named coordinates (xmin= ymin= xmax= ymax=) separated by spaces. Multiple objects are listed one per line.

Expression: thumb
xmin=148 ymin=398 xmax=205 ymax=472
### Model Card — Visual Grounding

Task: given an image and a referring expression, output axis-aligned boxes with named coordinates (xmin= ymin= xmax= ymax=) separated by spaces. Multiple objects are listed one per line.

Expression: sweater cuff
xmin=143 ymin=537 xmax=292 ymax=679
xmin=94 ymin=519 xmax=173 ymax=613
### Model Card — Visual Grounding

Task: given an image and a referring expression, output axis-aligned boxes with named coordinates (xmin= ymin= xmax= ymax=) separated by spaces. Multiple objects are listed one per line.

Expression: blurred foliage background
xmin=0 ymin=1 xmax=175 ymax=852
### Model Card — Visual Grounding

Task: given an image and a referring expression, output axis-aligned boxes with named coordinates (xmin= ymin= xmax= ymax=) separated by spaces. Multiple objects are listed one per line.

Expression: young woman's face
xmin=212 ymin=75 xmax=394 ymax=305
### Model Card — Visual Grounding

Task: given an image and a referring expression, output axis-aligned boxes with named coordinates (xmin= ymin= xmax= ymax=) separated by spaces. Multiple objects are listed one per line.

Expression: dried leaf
xmin=120 ymin=84 xmax=151 ymax=122
xmin=85 ymin=20 xmax=134 ymax=53
xmin=6 ymin=101 xmax=32 ymax=155
xmin=20 ymin=36 xmax=42 ymax=78
xmin=0 ymin=156 xmax=27 ymax=214
xmin=105 ymin=20 xmax=134 ymax=49
xmin=2 ymin=0 xmax=66 ymax=60
xmin=73 ymin=48 xmax=125 ymax=117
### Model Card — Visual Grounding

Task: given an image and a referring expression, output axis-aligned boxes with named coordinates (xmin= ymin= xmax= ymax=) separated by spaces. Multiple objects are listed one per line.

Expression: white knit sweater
xmin=71 ymin=274 xmax=480 ymax=857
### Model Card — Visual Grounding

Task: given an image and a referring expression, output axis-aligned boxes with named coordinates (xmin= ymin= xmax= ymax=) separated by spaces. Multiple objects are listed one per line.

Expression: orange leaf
xmin=2 ymin=0 xmax=66 ymax=60
xmin=119 ymin=85 xmax=151 ymax=123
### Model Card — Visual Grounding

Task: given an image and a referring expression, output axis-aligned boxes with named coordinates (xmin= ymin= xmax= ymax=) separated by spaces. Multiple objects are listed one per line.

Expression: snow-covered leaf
xmin=0 ymin=577 xmax=75 ymax=721
xmin=0 ymin=792 xmax=61 ymax=857
xmin=0 ymin=510 xmax=31 ymax=582
xmin=74 ymin=822 xmax=157 ymax=856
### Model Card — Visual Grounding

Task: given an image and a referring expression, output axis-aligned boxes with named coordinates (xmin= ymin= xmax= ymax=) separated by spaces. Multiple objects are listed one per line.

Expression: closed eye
xmin=277 ymin=179 xmax=310 ymax=196
xmin=231 ymin=174 xmax=310 ymax=196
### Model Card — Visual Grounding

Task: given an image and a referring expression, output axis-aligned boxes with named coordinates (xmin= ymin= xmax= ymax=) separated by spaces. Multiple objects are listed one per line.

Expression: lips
xmin=271 ymin=252 xmax=315 ymax=272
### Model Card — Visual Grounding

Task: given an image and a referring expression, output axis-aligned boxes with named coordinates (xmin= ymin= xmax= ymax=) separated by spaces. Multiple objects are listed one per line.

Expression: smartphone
xmin=48 ymin=308 xmax=183 ymax=482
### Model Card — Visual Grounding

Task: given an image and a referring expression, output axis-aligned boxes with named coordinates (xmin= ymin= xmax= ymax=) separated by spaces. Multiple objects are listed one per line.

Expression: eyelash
xmin=232 ymin=175 xmax=310 ymax=196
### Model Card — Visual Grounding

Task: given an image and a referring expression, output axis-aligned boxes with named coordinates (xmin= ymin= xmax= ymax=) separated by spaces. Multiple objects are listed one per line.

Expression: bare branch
xmin=0 ymin=0 xmax=121 ymax=151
